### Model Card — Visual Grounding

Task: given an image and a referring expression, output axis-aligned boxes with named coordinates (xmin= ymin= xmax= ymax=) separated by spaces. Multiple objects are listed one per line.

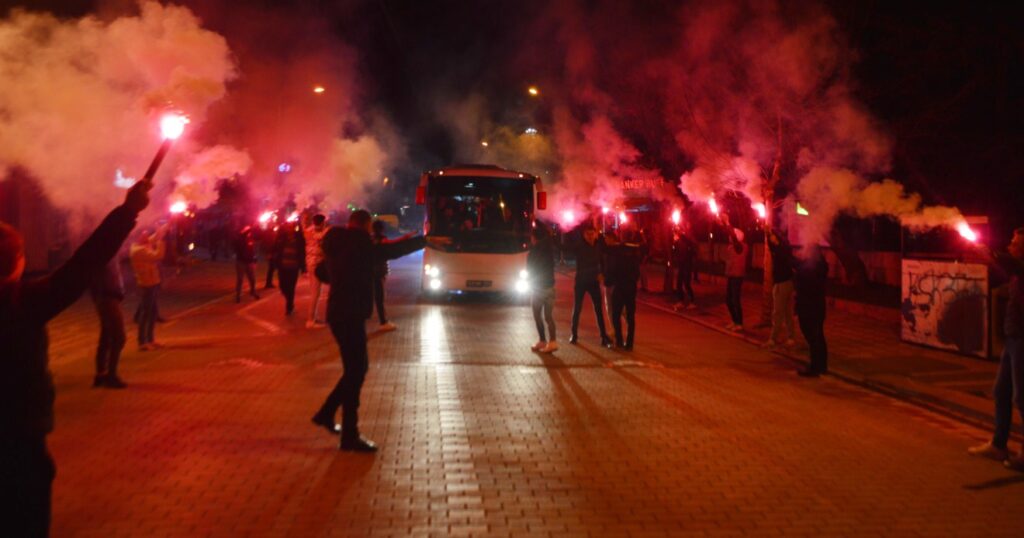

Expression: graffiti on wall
xmin=901 ymin=260 xmax=988 ymax=357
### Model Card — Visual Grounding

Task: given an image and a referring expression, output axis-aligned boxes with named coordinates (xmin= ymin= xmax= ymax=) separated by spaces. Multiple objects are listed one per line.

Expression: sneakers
xmin=531 ymin=341 xmax=546 ymax=352
xmin=541 ymin=341 xmax=560 ymax=353
xmin=340 ymin=437 xmax=378 ymax=453
xmin=967 ymin=442 xmax=1009 ymax=462
xmin=93 ymin=374 xmax=127 ymax=389
xmin=311 ymin=414 xmax=341 ymax=436
xmin=379 ymin=322 xmax=397 ymax=332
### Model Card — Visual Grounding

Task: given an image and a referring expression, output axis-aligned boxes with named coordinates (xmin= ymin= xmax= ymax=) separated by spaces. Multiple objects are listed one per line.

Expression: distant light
xmin=383 ymin=176 xmax=390 ymax=185
xmin=481 ymin=141 xmax=489 ymax=147
xmin=619 ymin=211 xmax=628 ymax=223
xmin=527 ymin=86 xmax=539 ymax=97
xmin=708 ymin=198 xmax=720 ymax=215
xmin=169 ymin=201 xmax=187 ymax=214
xmin=601 ymin=206 xmax=610 ymax=214
xmin=188 ymin=242 xmax=195 ymax=251
xmin=562 ymin=210 xmax=575 ymax=224
xmin=313 ymin=85 xmax=325 ymax=94
xmin=429 ymin=278 xmax=442 ymax=290
xmin=515 ymin=279 xmax=530 ymax=293
xmin=286 ymin=211 xmax=299 ymax=223
xmin=753 ymin=202 xmax=767 ymax=219
xmin=160 ymin=113 xmax=189 ymax=140
xmin=524 ymin=127 xmax=538 ymax=135
xmin=957 ymin=222 xmax=979 ymax=243
xmin=796 ymin=202 xmax=810 ymax=216
xmin=278 ymin=163 xmax=292 ymax=173
xmin=258 ymin=211 xmax=274 ymax=224
xmin=671 ymin=208 xmax=681 ymax=225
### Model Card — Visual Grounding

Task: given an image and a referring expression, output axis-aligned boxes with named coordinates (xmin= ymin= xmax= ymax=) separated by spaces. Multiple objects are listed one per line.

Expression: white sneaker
xmin=968 ymin=442 xmax=1009 ymax=462
xmin=531 ymin=341 xmax=546 ymax=351
xmin=379 ymin=322 xmax=397 ymax=332
xmin=542 ymin=341 xmax=560 ymax=353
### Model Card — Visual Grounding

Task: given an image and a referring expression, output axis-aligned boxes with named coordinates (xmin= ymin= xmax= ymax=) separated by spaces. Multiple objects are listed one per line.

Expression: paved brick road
xmin=44 ymin=254 xmax=1024 ymax=537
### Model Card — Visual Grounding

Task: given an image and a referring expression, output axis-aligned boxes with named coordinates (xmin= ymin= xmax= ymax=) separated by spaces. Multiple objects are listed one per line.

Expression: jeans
xmin=137 ymin=285 xmax=158 ymax=345
xmin=571 ymin=279 xmax=608 ymax=339
xmin=675 ymin=263 xmax=694 ymax=303
xmin=308 ymin=272 xmax=325 ymax=322
xmin=0 ymin=436 xmax=54 ymax=538
xmin=532 ymin=286 xmax=556 ymax=342
xmin=94 ymin=295 xmax=125 ymax=376
xmin=279 ymin=267 xmax=300 ymax=314
xmin=265 ymin=258 xmax=277 ymax=287
xmin=797 ymin=301 xmax=828 ymax=373
xmin=610 ymin=282 xmax=637 ymax=347
xmin=726 ymin=277 xmax=743 ymax=326
xmin=992 ymin=336 xmax=1024 ymax=449
xmin=373 ymin=276 xmax=388 ymax=324
xmin=316 ymin=318 xmax=369 ymax=440
xmin=235 ymin=261 xmax=256 ymax=299
xmin=769 ymin=280 xmax=795 ymax=343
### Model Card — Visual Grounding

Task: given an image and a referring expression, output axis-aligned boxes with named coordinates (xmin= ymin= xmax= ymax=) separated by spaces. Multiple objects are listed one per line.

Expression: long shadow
xmin=962 ymin=474 xmax=1024 ymax=491
xmin=285 ymin=454 xmax=375 ymax=537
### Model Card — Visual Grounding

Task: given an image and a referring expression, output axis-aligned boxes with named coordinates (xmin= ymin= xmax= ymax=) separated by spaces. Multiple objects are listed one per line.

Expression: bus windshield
xmin=427 ymin=176 xmax=533 ymax=253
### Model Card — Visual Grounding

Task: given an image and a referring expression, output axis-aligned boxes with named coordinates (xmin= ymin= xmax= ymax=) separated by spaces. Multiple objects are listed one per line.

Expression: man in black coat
xmin=605 ymin=228 xmax=646 ymax=351
xmin=794 ymin=247 xmax=829 ymax=377
xmin=0 ymin=180 xmax=149 ymax=536
xmin=570 ymin=225 xmax=612 ymax=347
xmin=310 ymin=210 xmax=427 ymax=452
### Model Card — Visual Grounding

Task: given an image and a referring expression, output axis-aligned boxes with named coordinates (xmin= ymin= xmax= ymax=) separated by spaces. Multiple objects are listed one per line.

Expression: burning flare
xmin=671 ymin=208 xmax=681 ymax=225
xmin=753 ymin=202 xmax=767 ymax=219
xmin=708 ymin=198 xmax=720 ymax=215
xmin=169 ymin=201 xmax=187 ymax=214
xmin=956 ymin=222 xmax=979 ymax=243
xmin=160 ymin=113 xmax=190 ymax=140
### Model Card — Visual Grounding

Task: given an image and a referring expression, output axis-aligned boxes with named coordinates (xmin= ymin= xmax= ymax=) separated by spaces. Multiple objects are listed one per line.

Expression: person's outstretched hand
xmin=124 ymin=179 xmax=152 ymax=213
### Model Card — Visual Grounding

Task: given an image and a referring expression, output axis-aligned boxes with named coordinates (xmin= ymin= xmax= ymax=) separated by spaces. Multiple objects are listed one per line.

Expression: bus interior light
xmin=429 ymin=279 xmax=442 ymax=291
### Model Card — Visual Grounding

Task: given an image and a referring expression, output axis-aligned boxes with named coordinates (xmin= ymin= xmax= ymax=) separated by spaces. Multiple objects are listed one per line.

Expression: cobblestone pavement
xmin=44 ymin=254 xmax=1024 ymax=537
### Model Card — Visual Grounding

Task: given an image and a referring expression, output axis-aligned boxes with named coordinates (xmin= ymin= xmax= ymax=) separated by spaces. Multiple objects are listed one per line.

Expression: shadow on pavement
xmin=962 ymin=474 xmax=1024 ymax=491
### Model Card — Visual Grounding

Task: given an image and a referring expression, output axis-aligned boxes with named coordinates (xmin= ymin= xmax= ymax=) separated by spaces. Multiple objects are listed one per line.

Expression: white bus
xmin=416 ymin=165 xmax=547 ymax=295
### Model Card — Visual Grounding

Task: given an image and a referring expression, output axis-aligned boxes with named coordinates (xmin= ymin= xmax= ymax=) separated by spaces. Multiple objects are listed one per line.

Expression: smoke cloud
xmin=0 ymin=1 xmax=235 ymax=228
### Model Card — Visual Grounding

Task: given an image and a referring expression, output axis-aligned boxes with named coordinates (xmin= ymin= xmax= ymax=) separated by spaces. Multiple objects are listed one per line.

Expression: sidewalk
xmin=630 ymin=262 xmax=1016 ymax=438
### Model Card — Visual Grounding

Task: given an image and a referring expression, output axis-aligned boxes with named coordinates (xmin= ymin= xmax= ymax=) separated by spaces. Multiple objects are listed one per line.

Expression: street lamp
xmin=313 ymin=85 xmax=325 ymax=94
xmin=527 ymin=86 xmax=539 ymax=97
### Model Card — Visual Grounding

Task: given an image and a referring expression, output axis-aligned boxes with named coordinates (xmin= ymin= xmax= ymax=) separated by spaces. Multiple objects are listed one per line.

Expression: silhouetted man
xmin=605 ymin=228 xmax=645 ymax=350
xmin=0 ymin=180 xmax=149 ymax=536
xmin=570 ymin=225 xmax=612 ymax=347
xmin=90 ymin=259 xmax=127 ymax=388
xmin=311 ymin=210 xmax=427 ymax=452
xmin=795 ymin=247 xmax=829 ymax=377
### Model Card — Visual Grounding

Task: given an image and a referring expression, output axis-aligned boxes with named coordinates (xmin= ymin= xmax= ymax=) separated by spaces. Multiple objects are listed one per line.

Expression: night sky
xmin=4 ymin=0 xmax=1022 ymax=239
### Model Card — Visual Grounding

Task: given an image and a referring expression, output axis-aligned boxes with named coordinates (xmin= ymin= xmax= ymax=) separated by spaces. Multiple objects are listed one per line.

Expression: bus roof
xmin=425 ymin=164 xmax=538 ymax=181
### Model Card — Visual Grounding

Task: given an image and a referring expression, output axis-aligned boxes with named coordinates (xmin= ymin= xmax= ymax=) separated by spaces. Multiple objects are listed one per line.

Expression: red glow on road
xmin=160 ymin=113 xmax=189 ymax=140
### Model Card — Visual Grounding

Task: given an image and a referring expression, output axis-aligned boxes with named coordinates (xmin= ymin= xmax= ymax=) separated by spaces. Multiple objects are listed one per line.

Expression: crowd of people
xmin=2 ymin=182 xmax=1023 ymax=534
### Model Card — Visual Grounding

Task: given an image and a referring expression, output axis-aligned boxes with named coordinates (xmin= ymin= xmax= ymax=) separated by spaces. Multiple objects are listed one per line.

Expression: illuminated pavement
xmin=44 ymin=254 xmax=1024 ymax=536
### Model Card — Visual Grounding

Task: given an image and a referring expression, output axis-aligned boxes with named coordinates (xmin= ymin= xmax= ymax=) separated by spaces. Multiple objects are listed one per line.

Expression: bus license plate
xmin=466 ymin=280 xmax=492 ymax=288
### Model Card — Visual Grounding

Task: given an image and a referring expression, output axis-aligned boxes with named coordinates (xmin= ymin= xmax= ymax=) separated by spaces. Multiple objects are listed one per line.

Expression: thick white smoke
xmin=0 ymin=1 xmax=236 ymax=227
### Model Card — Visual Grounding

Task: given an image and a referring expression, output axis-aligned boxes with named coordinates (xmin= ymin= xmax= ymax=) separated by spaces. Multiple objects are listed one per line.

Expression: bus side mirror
xmin=416 ymin=186 xmax=425 ymax=205
xmin=537 ymin=191 xmax=547 ymax=210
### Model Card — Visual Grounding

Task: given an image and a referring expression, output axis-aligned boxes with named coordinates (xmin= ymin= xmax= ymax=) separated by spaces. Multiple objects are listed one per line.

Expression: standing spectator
xmin=671 ymin=231 xmax=697 ymax=310
xmin=0 ymin=180 xmax=149 ymax=535
xmin=528 ymin=223 xmax=558 ymax=353
xmin=310 ymin=210 xmax=428 ymax=452
xmin=371 ymin=220 xmax=413 ymax=332
xmin=272 ymin=223 xmax=306 ymax=316
xmin=723 ymin=227 xmax=749 ymax=332
xmin=794 ymin=247 xmax=829 ymax=377
xmin=130 ymin=226 xmax=167 ymax=351
xmin=304 ymin=214 xmax=329 ymax=328
xmin=233 ymin=225 xmax=260 ymax=303
xmin=89 ymin=259 xmax=127 ymax=388
xmin=968 ymin=228 xmax=1024 ymax=469
xmin=262 ymin=224 xmax=278 ymax=289
xmin=569 ymin=225 xmax=612 ymax=347
xmin=605 ymin=228 xmax=644 ymax=350
xmin=765 ymin=227 xmax=796 ymax=348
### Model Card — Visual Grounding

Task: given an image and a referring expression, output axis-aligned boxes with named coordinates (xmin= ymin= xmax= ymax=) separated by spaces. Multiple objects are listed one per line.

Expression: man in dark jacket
xmin=671 ymin=231 xmax=697 ymax=310
xmin=794 ymin=247 xmax=829 ymax=377
xmin=968 ymin=228 xmax=1024 ymax=469
xmin=233 ymin=225 xmax=259 ymax=303
xmin=605 ymin=228 xmax=645 ymax=350
xmin=310 ymin=210 xmax=427 ymax=452
xmin=570 ymin=225 xmax=612 ymax=347
xmin=0 ymin=180 xmax=149 ymax=536
xmin=271 ymin=223 xmax=306 ymax=316
xmin=90 ymin=259 xmax=128 ymax=388
xmin=528 ymin=223 xmax=558 ymax=353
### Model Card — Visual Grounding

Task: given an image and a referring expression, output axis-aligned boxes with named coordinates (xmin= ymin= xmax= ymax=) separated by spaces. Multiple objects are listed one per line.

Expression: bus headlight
xmin=430 ymin=278 xmax=442 ymax=290
xmin=428 ymin=266 xmax=440 ymax=278
xmin=515 ymin=279 xmax=530 ymax=293
xmin=519 ymin=269 xmax=529 ymax=279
